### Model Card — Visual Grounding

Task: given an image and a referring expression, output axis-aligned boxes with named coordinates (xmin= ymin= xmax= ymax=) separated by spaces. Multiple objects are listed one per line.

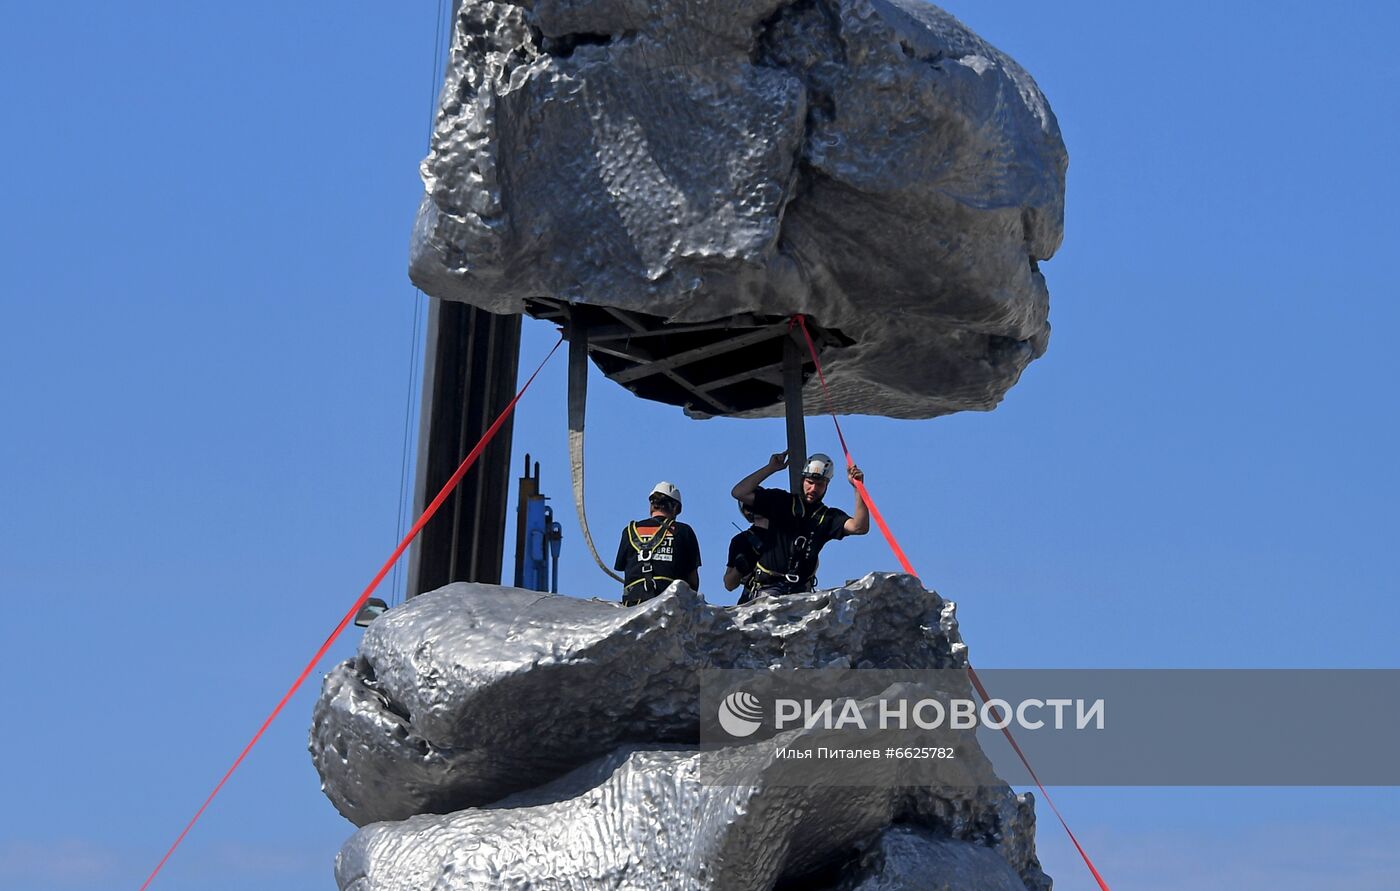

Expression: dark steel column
xmin=406 ymin=299 xmax=523 ymax=594
xmin=783 ymin=334 xmax=807 ymax=495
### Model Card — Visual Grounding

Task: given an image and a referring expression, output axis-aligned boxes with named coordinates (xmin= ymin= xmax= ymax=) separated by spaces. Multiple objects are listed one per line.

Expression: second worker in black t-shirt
xmin=614 ymin=481 xmax=702 ymax=606
xmin=725 ymin=500 xmax=774 ymax=603
xmin=730 ymin=450 xmax=870 ymax=597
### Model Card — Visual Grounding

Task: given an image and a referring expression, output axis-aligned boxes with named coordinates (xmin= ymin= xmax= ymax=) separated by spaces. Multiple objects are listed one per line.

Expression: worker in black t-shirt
xmin=725 ymin=501 xmax=774 ymax=603
xmin=730 ymin=450 xmax=870 ymax=597
xmin=614 ymin=481 xmax=702 ymax=606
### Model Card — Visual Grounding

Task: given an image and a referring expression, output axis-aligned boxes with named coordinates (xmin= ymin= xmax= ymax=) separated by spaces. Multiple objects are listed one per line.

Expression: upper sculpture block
xmin=410 ymin=0 xmax=1067 ymax=419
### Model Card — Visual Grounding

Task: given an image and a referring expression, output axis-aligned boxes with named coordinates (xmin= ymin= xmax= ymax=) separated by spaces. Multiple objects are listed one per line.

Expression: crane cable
xmin=389 ymin=0 xmax=449 ymax=606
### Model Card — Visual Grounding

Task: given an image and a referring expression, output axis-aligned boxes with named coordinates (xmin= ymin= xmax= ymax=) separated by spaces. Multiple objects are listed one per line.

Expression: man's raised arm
xmin=843 ymin=464 xmax=870 ymax=535
xmin=731 ymin=450 xmax=788 ymax=506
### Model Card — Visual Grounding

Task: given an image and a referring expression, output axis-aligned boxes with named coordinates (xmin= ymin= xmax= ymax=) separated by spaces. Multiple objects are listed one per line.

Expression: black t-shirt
xmin=726 ymin=525 xmax=774 ymax=578
xmin=614 ymin=517 xmax=702 ymax=593
xmin=749 ymin=487 xmax=850 ymax=582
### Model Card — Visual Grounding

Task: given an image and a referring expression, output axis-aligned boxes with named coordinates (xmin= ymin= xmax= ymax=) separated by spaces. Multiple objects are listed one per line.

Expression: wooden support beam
xmin=607 ymin=323 xmax=789 ymax=384
xmin=587 ymin=318 xmax=753 ymax=342
xmin=590 ymin=308 xmax=736 ymax=415
xmin=698 ymin=361 xmax=785 ymax=393
xmin=576 ymin=339 xmax=653 ymax=366
xmin=584 ymin=341 xmax=735 ymax=415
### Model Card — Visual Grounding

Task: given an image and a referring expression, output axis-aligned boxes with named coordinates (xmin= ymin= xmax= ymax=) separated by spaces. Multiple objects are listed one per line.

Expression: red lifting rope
xmin=138 ymin=335 xmax=565 ymax=891
xmin=790 ymin=315 xmax=1111 ymax=891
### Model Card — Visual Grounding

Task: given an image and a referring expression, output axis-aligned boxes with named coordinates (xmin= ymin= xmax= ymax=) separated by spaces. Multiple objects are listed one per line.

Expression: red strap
xmin=791 ymin=315 xmax=1111 ymax=891
xmin=790 ymin=316 xmax=852 ymax=464
xmin=138 ymin=334 xmax=565 ymax=891
xmin=967 ymin=667 xmax=1113 ymax=891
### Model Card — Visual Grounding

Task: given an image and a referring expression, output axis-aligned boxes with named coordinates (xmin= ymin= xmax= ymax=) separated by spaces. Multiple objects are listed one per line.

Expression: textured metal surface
xmin=311 ymin=574 xmax=963 ymax=824
xmin=331 ymin=710 xmax=1047 ymax=891
xmin=311 ymin=574 xmax=1050 ymax=890
xmin=827 ymin=826 xmax=1031 ymax=891
xmin=408 ymin=0 xmax=1067 ymax=419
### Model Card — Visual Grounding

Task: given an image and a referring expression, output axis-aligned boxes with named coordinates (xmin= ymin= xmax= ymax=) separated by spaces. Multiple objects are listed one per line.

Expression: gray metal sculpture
xmin=409 ymin=0 xmax=1066 ymax=419
xmin=335 ymin=747 xmax=1042 ymax=891
xmin=317 ymin=1 xmax=1070 ymax=886
xmin=833 ymin=827 xmax=1036 ymax=891
xmin=312 ymin=575 xmax=1051 ymax=890
xmin=314 ymin=574 xmax=961 ymax=824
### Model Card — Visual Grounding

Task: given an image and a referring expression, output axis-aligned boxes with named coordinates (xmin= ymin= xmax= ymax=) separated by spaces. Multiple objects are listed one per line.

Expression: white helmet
xmin=801 ymin=454 xmax=835 ymax=481
xmin=649 ymin=481 xmax=683 ymax=511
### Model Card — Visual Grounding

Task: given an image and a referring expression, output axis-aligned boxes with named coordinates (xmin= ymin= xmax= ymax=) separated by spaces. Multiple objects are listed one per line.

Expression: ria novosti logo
xmin=714 ymin=686 xmax=1105 ymax=738
xmin=717 ymin=690 xmax=765 ymax=738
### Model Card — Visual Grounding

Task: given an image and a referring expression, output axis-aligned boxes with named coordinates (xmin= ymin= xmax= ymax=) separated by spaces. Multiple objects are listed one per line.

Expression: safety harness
xmin=622 ymin=516 xmax=678 ymax=605
xmin=731 ymin=527 xmax=768 ymax=604
xmin=748 ymin=497 xmax=828 ymax=596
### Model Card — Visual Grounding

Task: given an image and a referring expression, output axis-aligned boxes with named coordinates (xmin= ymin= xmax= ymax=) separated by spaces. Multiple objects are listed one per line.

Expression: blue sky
xmin=2 ymin=2 xmax=1397 ymax=889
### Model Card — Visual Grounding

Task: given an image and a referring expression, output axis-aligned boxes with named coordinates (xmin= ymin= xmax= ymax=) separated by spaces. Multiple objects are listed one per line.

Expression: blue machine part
xmin=522 ymin=496 xmax=550 ymax=592
xmin=523 ymin=500 xmax=563 ymax=593
xmin=548 ymin=515 xmax=562 ymax=594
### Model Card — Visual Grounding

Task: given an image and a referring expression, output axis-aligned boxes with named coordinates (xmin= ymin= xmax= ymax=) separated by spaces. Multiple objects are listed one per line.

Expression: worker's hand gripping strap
xmin=568 ymin=321 xmax=626 ymax=584
xmin=790 ymin=315 xmax=1112 ymax=891
xmin=138 ymin=335 xmax=566 ymax=891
